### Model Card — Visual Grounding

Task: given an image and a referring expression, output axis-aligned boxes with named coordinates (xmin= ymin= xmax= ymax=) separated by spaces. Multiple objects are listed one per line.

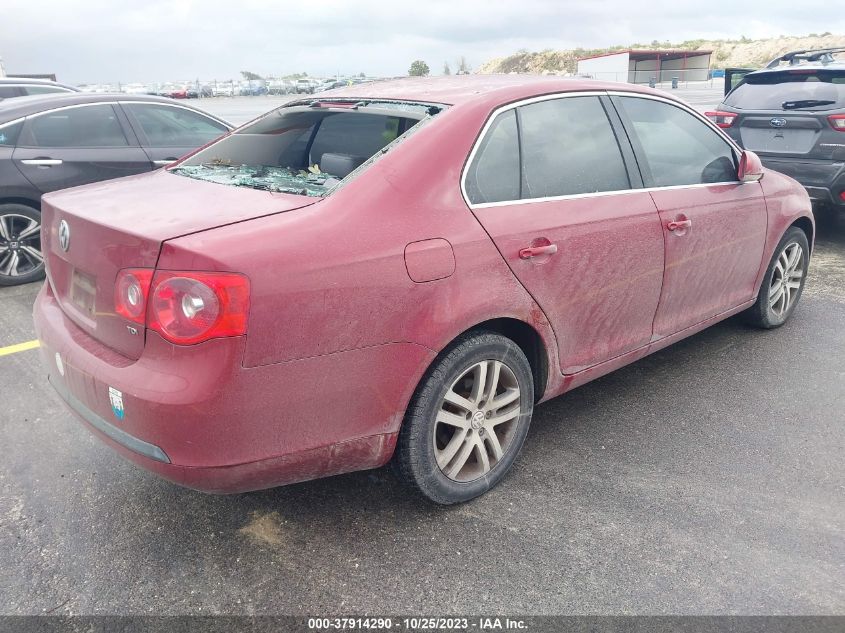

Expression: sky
xmin=1 ymin=0 xmax=843 ymax=84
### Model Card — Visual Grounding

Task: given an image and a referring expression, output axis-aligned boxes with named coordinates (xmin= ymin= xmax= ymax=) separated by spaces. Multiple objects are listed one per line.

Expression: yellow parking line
xmin=0 ymin=339 xmax=40 ymax=357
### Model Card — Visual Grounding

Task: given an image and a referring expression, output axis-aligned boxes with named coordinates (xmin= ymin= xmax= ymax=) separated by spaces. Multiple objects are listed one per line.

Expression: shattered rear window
xmin=170 ymin=102 xmax=437 ymax=196
xmin=171 ymin=164 xmax=338 ymax=196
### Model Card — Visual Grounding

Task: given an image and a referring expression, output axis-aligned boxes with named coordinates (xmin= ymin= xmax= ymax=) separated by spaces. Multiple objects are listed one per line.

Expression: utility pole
xmin=0 ymin=57 xmax=6 ymax=78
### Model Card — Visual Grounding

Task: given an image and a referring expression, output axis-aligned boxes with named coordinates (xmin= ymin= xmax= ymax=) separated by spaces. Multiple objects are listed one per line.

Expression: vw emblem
xmin=58 ymin=220 xmax=70 ymax=252
xmin=770 ymin=118 xmax=787 ymax=128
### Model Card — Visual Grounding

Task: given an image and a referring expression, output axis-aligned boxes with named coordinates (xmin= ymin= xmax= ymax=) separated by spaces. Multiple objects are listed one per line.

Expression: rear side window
xmin=725 ymin=70 xmax=845 ymax=111
xmin=616 ymin=97 xmax=737 ymax=187
xmin=20 ymin=104 xmax=129 ymax=148
xmin=0 ymin=86 xmax=22 ymax=99
xmin=125 ymin=103 xmax=228 ymax=147
xmin=518 ymin=96 xmax=629 ymax=199
xmin=0 ymin=121 xmax=23 ymax=146
xmin=465 ymin=109 xmax=520 ymax=204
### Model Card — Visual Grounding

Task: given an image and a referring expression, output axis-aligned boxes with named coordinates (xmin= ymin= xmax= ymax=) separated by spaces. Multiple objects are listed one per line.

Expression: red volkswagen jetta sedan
xmin=34 ymin=76 xmax=813 ymax=504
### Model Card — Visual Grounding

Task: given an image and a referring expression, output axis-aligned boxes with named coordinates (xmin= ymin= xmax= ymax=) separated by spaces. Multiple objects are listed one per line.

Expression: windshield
xmin=172 ymin=104 xmax=427 ymax=196
xmin=725 ymin=69 xmax=845 ymax=111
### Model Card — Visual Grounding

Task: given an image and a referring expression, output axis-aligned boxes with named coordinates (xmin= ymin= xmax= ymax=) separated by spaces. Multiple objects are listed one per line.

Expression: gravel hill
xmin=476 ymin=33 xmax=845 ymax=75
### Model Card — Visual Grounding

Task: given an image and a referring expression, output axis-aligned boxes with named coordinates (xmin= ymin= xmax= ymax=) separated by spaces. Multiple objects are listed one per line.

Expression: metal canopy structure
xmin=577 ymin=49 xmax=713 ymax=84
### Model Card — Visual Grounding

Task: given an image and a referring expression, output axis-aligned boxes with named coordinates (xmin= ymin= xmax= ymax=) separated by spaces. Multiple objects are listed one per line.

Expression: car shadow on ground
xmin=815 ymin=206 xmax=845 ymax=243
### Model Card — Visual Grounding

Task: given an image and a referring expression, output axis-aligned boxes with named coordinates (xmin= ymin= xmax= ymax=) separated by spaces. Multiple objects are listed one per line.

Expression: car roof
xmin=0 ymin=77 xmax=78 ymax=91
xmin=303 ymin=74 xmax=666 ymax=107
xmin=0 ymin=77 xmax=75 ymax=86
xmin=746 ymin=60 xmax=845 ymax=78
xmin=0 ymin=92 xmax=231 ymax=126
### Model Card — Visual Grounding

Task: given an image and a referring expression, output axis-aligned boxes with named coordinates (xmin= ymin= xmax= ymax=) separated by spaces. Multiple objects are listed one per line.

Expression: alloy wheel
xmin=768 ymin=242 xmax=804 ymax=317
xmin=0 ymin=213 xmax=43 ymax=278
xmin=434 ymin=360 xmax=522 ymax=482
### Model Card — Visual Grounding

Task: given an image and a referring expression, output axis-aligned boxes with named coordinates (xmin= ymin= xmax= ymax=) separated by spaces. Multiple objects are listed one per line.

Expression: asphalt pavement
xmin=0 ymin=90 xmax=842 ymax=616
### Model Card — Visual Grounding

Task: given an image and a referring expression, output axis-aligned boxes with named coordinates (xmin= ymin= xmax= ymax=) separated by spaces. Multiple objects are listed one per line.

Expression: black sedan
xmin=0 ymin=93 xmax=232 ymax=285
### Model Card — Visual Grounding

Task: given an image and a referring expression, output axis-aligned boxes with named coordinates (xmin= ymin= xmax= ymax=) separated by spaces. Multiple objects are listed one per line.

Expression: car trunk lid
xmin=42 ymin=169 xmax=319 ymax=360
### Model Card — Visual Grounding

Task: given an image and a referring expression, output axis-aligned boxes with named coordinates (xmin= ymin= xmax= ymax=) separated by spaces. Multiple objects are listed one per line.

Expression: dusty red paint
xmin=33 ymin=76 xmax=814 ymax=493
xmin=649 ymin=182 xmax=768 ymax=338
xmin=473 ymin=192 xmax=665 ymax=374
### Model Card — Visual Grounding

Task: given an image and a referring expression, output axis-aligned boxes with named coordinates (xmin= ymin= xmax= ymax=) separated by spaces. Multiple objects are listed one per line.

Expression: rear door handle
xmin=21 ymin=159 xmax=62 ymax=166
xmin=667 ymin=219 xmax=692 ymax=231
xmin=519 ymin=243 xmax=558 ymax=259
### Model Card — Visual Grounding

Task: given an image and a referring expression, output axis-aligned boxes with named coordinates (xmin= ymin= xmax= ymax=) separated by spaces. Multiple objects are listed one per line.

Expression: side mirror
xmin=738 ymin=150 xmax=764 ymax=183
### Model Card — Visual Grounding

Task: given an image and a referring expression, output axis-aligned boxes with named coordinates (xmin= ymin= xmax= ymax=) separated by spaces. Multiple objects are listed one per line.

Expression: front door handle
xmin=667 ymin=219 xmax=692 ymax=232
xmin=20 ymin=158 xmax=62 ymax=166
xmin=519 ymin=243 xmax=558 ymax=259
xmin=152 ymin=159 xmax=178 ymax=167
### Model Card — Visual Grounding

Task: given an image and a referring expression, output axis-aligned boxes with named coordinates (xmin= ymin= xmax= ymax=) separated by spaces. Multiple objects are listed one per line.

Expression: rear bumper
xmin=34 ymin=283 xmax=433 ymax=493
xmin=50 ymin=375 xmax=170 ymax=464
xmin=759 ymin=157 xmax=845 ymax=207
xmin=50 ymin=373 xmax=398 ymax=493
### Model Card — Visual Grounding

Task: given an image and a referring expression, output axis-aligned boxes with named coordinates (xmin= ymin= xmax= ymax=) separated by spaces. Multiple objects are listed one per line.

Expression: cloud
xmin=0 ymin=0 xmax=842 ymax=83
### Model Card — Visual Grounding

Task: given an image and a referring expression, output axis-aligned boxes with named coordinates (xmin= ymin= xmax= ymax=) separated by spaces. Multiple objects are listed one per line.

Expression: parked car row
xmin=28 ymin=76 xmax=379 ymax=100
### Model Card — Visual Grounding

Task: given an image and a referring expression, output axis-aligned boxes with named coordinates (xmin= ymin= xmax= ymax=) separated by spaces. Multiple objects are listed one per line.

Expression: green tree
xmin=457 ymin=56 xmax=470 ymax=74
xmin=240 ymin=70 xmax=263 ymax=80
xmin=408 ymin=60 xmax=430 ymax=77
xmin=443 ymin=61 xmax=451 ymax=75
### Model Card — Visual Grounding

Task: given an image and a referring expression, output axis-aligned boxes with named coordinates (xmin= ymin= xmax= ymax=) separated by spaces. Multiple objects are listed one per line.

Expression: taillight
xmin=115 ymin=269 xmax=153 ymax=324
xmin=705 ymin=111 xmax=737 ymax=129
xmin=114 ymin=269 xmax=249 ymax=345
xmin=828 ymin=114 xmax=845 ymax=132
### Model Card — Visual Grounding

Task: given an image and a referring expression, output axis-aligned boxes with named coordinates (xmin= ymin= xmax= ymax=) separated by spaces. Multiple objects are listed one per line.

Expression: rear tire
xmin=744 ymin=226 xmax=809 ymax=329
xmin=395 ymin=331 xmax=534 ymax=505
xmin=0 ymin=204 xmax=45 ymax=287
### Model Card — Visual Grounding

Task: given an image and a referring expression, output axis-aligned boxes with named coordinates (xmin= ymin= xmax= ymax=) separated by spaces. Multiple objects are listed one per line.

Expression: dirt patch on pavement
xmin=238 ymin=511 xmax=286 ymax=546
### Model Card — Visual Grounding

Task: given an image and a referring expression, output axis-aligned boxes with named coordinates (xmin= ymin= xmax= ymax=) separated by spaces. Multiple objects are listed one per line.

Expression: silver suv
xmin=709 ymin=48 xmax=845 ymax=213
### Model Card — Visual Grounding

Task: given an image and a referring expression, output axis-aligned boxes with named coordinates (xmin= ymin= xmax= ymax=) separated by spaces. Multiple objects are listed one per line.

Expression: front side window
xmin=125 ymin=103 xmax=228 ymax=147
xmin=20 ymin=104 xmax=129 ymax=148
xmin=518 ymin=96 xmax=630 ymax=199
xmin=616 ymin=97 xmax=737 ymax=187
xmin=464 ymin=109 xmax=520 ymax=204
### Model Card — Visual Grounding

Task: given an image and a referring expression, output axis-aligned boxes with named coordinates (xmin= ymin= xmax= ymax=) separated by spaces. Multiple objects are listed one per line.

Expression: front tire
xmin=744 ymin=226 xmax=809 ymax=329
xmin=395 ymin=331 xmax=534 ymax=504
xmin=0 ymin=204 xmax=45 ymax=287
